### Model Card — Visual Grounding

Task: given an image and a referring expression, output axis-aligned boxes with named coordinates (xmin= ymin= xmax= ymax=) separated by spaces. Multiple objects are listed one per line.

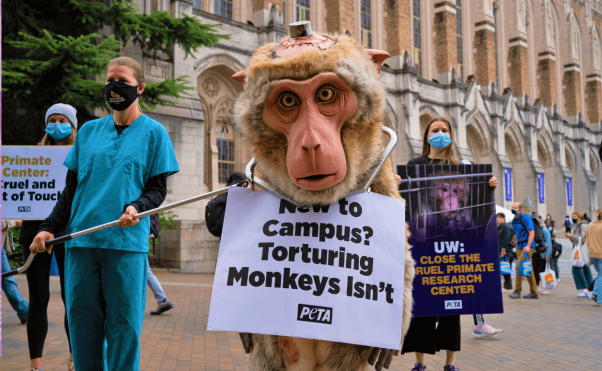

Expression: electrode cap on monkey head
xmin=275 ymin=21 xmax=337 ymax=58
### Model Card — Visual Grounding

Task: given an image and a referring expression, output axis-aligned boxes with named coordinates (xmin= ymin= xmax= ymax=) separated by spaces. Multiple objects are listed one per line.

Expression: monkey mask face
xmin=233 ymin=22 xmax=390 ymax=205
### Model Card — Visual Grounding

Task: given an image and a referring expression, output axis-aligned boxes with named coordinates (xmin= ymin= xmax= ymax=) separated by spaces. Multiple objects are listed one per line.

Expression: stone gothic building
xmin=125 ymin=0 xmax=602 ymax=272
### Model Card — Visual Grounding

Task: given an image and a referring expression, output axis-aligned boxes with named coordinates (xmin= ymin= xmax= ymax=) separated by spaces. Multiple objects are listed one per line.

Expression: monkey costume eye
xmin=316 ymin=86 xmax=335 ymax=103
xmin=279 ymin=92 xmax=299 ymax=108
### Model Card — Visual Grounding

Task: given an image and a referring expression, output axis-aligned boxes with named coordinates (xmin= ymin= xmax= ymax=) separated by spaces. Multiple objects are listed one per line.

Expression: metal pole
xmin=2 ymin=185 xmax=233 ymax=279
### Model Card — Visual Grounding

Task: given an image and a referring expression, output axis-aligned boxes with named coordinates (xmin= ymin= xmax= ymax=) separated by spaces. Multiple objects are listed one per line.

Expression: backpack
xmin=150 ymin=213 xmax=161 ymax=239
xmin=516 ymin=214 xmax=545 ymax=245
xmin=564 ymin=219 xmax=571 ymax=228
xmin=205 ymin=193 xmax=228 ymax=238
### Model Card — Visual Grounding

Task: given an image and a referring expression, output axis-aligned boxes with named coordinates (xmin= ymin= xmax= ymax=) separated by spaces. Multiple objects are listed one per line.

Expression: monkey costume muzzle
xmin=105 ymin=81 xmax=140 ymax=111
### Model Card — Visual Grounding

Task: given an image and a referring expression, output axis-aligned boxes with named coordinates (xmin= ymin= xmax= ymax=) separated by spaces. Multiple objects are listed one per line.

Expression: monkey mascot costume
xmin=230 ymin=21 xmax=415 ymax=371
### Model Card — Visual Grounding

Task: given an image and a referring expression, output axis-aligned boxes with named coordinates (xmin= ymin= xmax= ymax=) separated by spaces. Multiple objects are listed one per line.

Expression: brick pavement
xmin=3 ymin=271 xmax=601 ymax=371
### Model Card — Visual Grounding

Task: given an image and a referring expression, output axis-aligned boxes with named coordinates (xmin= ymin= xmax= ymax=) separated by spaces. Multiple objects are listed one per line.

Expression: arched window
xmin=216 ymin=118 xmax=235 ymax=183
xmin=361 ymin=0 xmax=372 ymax=48
xmin=296 ymin=0 xmax=310 ymax=21
xmin=413 ymin=0 xmax=423 ymax=77
xmin=215 ymin=0 xmax=233 ymax=19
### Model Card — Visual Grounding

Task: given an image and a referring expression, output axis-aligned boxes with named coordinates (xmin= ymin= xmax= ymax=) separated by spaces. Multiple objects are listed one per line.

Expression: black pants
xmin=501 ymin=254 xmax=514 ymax=290
xmin=23 ymin=243 xmax=72 ymax=359
xmin=401 ymin=316 xmax=461 ymax=354
xmin=532 ymin=252 xmax=546 ymax=286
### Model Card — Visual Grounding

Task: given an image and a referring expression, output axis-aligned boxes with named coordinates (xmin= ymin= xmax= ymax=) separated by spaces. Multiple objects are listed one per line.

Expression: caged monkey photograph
xmin=229 ymin=21 xmax=415 ymax=371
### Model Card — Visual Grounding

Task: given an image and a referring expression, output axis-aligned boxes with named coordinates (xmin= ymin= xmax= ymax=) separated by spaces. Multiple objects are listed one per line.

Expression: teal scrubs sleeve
xmin=63 ymin=114 xmax=179 ymax=252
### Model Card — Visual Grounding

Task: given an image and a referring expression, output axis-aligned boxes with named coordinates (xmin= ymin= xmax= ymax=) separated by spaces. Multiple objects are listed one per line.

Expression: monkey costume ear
xmin=365 ymin=49 xmax=391 ymax=74
xmin=232 ymin=70 xmax=246 ymax=85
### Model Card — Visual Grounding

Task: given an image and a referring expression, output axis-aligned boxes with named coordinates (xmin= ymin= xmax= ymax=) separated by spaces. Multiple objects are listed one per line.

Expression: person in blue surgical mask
xmin=20 ymin=103 xmax=77 ymax=371
xmin=30 ymin=56 xmax=179 ymax=371
xmin=400 ymin=117 xmax=499 ymax=371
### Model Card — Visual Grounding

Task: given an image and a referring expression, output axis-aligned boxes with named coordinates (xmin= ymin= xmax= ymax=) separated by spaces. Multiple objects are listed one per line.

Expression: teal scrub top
xmin=64 ymin=114 xmax=179 ymax=252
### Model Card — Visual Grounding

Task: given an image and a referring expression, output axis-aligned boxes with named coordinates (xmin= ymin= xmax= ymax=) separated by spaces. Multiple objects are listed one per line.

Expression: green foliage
xmin=2 ymin=0 xmax=229 ymax=145
xmin=159 ymin=211 xmax=178 ymax=234
xmin=7 ymin=226 xmax=24 ymax=270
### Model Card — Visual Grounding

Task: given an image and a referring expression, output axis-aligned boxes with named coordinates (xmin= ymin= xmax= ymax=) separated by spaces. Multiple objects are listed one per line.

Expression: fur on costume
xmin=231 ymin=25 xmax=415 ymax=371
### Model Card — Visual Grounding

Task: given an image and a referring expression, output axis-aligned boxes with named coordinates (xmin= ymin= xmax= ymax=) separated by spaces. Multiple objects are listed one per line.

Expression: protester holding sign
xmin=30 ymin=57 xmax=179 ymax=371
xmin=400 ymin=117 xmax=501 ymax=371
xmin=19 ymin=103 xmax=78 ymax=371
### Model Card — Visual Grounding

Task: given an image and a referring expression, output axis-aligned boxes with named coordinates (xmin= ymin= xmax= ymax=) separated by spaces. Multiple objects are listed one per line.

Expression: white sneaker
xmin=578 ymin=289 xmax=592 ymax=299
xmin=541 ymin=290 xmax=550 ymax=295
xmin=472 ymin=323 xmax=503 ymax=339
xmin=557 ymin=279 xmax=560 ymax=283
xmin=537 ymin=286 xmax=542 ymax=292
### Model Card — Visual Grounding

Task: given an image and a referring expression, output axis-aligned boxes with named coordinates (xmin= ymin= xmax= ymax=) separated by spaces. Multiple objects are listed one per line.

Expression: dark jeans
xmin=23 ymin=243 xmax=72 ymax=359
xmin=532 ymin=252 xmax=546 ymax=286
xmin=549 ymin=257 xmax=560 ymax=279
xmin=501 ymin=253 xmax=513 ymax=290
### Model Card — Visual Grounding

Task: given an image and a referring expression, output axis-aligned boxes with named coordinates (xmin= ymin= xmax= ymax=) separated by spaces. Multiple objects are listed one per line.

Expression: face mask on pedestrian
xmin=511 ymin=208 xmax=518 ymax=215
xmin=428 ymin=132 xmax=452 ymax=149
xmin=45 ymin=123 xmax=72 ymax=142
xmin=572 ymin=218 xmax=578 ymax=224
xmin=105 ymin=81 xmax=140 ymax=111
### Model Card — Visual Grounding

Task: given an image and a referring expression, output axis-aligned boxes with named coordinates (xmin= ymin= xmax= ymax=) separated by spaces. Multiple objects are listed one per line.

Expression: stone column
xmin=433 ymin=1 xmax=457 ymax=75
xmin=585 ymin=74 xmax=602 ymax=123
xmin=473 ymin=20 xmax=497 ymax=86
xmin=383 ymin=0 xmax=412 ymax=68
xmin=562 ymin=65 xmax=582 ymax=116
xmin=536 ymin=53 xmax=557 ymax=108
xmin=325 ymin=0 xmax=355 ymax=35
xmin=507 ymin=37 xmax=529 ymax=97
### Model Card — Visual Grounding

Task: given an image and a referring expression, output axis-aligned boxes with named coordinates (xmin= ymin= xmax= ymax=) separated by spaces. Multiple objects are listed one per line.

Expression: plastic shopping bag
xmin=572 ymin=236 xmax=585 ymax=268
xmin=518 ymin=252 xmax=532 ymax=277
xmin=500 ymin=256 xmax=512 ymax=276
xmin=540 ymin=262 xmax=557 ymax=290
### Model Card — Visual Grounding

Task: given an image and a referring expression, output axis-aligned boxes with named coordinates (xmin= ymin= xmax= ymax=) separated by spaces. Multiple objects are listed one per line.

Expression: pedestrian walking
xmin=582 ymin=210 xmax=602 ymax=305
xmin=535 ymin=218 xmax=552 ymax=295
xmin=147 ymin=214 xmax=173 ymax=315
xmin=509 ymin=202 xmax=539 ymax=299
xmin=566 ymin=212 xmax=594 ymax=297
xmin=544 ymin=214 xmax=555 ymax=234
xmin=550 ymin=234 xmax=562 ymax=282
xmin=30 ymin=56 xmax=179 ymax=371
xmin=497 ymin=213 xmax=513 ymax=291
xmin=21 ymin=103 xmax=77 ymax=371
xmin=1 ymin=220 xmax=29 ymax=325
xmin=564 ymin=215 xmax=573 ymax=233
xmin=583 ymin=213 xmax=592 ymax=224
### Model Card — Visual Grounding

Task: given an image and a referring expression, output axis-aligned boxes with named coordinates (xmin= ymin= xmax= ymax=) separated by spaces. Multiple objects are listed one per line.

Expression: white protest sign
xmin=207 ymin=187 xmax=406 ymax=349
xmin=2 ymin=146 xmax=71 ymax=219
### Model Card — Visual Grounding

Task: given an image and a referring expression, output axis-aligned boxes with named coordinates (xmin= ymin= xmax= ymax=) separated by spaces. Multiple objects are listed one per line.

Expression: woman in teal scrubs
xmin=31 ymin=56 xmax=179 ymax=371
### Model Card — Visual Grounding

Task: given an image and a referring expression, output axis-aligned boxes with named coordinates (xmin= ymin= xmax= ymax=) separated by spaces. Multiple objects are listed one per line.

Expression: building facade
xmin=126 ymin=0 xmax=602 ymax=272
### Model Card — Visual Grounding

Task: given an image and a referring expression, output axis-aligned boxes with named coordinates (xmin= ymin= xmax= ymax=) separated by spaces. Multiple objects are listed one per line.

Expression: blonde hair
xmin=573 ymin=212 xmax=583 ymax=220
xmin=596 ymin=209 xmax=602 ymax=220
xmin=421 ymin=116 xmax=460 ymax=164
xmin=38 ymin=130 xmax=77 ymax=146
xmin=105 ymin=56 xmax=144 ymax=114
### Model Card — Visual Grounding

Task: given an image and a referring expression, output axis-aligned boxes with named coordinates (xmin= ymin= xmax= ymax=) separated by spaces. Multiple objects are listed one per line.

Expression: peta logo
xmin=445 ymin=300 xmax=462 ymax=309
xmin=18 ymin=206 xmax=31 ymax=212
xmin=297 ymin=304 xmax=332 ymax=324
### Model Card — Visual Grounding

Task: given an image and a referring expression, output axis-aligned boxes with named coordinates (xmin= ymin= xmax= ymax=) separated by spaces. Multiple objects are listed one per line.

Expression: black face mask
xmin=572 ymin=218 xmax=578 ymax=224
xmin=105 ymin=81 xmax=140 ymax=111
xmin=511 ymin=209 xmax=518 ymax=215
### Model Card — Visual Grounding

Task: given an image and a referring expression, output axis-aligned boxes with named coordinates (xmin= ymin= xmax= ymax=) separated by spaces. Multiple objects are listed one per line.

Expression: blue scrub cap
xmin=45 ymin=103 xmax=78 ymax=130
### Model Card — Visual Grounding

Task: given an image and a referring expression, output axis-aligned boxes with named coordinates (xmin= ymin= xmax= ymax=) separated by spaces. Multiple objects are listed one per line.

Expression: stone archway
xmin=465 ymin=112 xmax=492 ymax=164
xmin=197 ymin=63 xmax=246 ymax=192
xmin=537 ymin=131 xmax=561 ymax=220
xmin=504 ymin=121 xmax=536 ymax=206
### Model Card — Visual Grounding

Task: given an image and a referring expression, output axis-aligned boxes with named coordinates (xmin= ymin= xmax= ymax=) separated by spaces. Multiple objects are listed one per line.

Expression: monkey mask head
xmin=233 ymin=21 xmax=390 ymax=205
